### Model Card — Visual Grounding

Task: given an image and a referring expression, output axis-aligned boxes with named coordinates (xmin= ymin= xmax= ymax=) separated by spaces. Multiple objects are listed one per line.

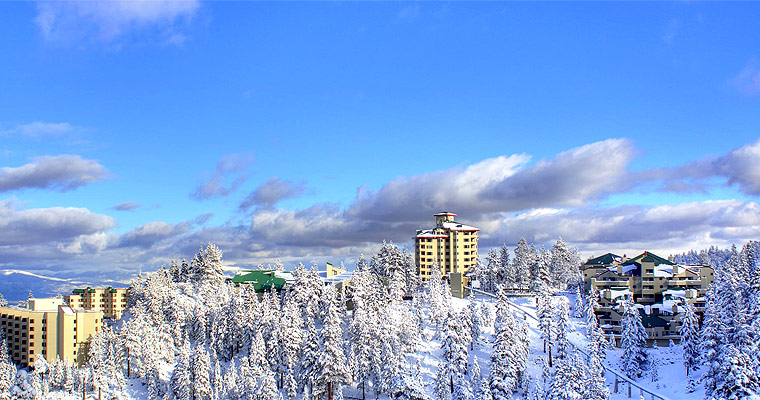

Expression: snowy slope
xmin=0 ymin=269 xmax=131 ymax=302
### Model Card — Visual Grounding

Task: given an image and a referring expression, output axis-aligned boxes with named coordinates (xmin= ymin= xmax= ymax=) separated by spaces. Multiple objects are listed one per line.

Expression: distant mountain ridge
xmin=0 ymin=269 xmax=132 ymax=303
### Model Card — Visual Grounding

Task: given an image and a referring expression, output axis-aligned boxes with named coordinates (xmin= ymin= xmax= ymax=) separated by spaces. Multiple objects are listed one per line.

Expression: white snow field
xmin=29 ymin=291 xmax=708 ymax=400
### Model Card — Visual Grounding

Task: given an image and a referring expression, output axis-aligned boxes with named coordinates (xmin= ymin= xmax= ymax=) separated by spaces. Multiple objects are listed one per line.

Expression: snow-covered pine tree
xmin=573 ymin=286 xmax=583 ymax=318
xmin=434 ymin=361 xmax=452 ymax=400
xmin=550 ymin=237 xmax=581 ymax=291
xmin=585 ymin=318 xmax=610 ymax=400
xmin=708 ymin=344 xmax=759 ymax=400
xmin=0 ymin=292 xmax=6 ymax=307
xmin=466 ymin=290 xmax=481 ymax=349
xmin=499 ymin=244 xmax=514 ymax=290
xmin=315 ymin=286 xmax=351 ymax=400
xmin=225 ymin=359 xmax=239 ymax=400
xmin=471 ymin=356 xmax=482 ymax=398
xmin=547 ymin=356 xmax=583 ymax=400
xmin=50 ymin=356 xmax=63 ymax=390
xmin=537 ymin=293 xmax=554 ymax=357
xmin=513 ymin=238 xmax=534 ymax=290
xmin=441 ymin=311 xmax=469 ymax=393
xmin=279 ymin=296 xmax=303 ymax=390
xmin=299 ymin=318 xmax=321 ymax=394
xmin=63 ymin=360 xmax=74 ymax=393
xmin=0 ymin=333 xmax=16 ymax=397
xmin=490 ymin=293 xmax=518 ymax=399
xmin=171 ymin=342 xmax=193 ymax=400
xmin=249 ymin=331 xmax=268 ymax=376
xmin=191 ymin=345 xmax=212 ymax=400
xmin=619 ymin=299 xmax=647 ymax=378
xmin=259 ymin=367 xmax=282 ymax=400
xmin=649 ymin=345 xmax=660 ymax=384
xmin=679 ymin=301 xmax=700 ymax=377
xmin=348 ymin=269 xmax=377 ymax=400
xmin=585 ymin=288 xmax=600 ymax=326
xmin=533 ymin=248 xmax=552 ymax=295
xmin=554 ymin=302 xmax=570 ymax=361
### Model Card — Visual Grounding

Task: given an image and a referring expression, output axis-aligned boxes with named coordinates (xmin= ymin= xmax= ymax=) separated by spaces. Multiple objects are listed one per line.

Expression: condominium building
xmin=415 ymin=212 xmax=479 ymax=281
xmin=64 ymin=287 xmax=129 ymax=320
xmin=0 ymin=298 xmax=103 ymax=367
xmin=582 ymin=251 xmax=714 ymax=345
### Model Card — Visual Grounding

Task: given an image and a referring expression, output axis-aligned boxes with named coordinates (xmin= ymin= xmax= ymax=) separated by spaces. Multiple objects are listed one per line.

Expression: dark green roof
xmin=583 ymin=253 xmax=621 ymax=266
xmin=622 ymin=251 xmax=674 ymax=267
xmin=72 ymin=288 xmax=95 ymax=294
xmin=231 ymin=270 xmax=286 ymax=292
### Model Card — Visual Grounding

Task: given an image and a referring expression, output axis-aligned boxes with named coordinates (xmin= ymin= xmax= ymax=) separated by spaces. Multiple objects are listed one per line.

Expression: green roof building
xmin=231 ymin=270 xmax=293 ymax=293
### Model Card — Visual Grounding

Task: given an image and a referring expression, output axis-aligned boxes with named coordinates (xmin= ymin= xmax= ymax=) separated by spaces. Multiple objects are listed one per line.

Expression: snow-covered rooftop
xmin=441 ymin=221 xmax=479 ymax=231
xmin=663 ymin=289 xmax=686 ymax=298
xmin=654 ymin=265 xmax=673 ymax=277
xmin=415 ymin=229 xmax=448 ymax=238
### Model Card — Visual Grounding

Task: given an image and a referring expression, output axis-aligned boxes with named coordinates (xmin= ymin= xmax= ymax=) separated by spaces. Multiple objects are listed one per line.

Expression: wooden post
xmin=328 ymin=382 xmax=333 ymax=400
xmin=614 ymin=376 xmax=619 ymax=393
xmin=627 ymin=382 xmax=631 ymax=398
xmin=82 ymin=376 xmax=86 ymax=400
xmin=98 ymin=387 xmax=101 ymax=400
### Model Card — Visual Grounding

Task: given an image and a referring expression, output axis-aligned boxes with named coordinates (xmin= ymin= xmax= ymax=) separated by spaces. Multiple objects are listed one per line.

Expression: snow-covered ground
xmin=31 ymin=291 xmax=704 ymax=400
xmin=504 ymin=292 xmax=703 ymax=400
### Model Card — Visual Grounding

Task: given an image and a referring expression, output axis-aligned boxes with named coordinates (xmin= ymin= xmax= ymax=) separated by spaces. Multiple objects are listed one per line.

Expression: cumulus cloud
xmin=714 ymin=139 xmax=760 ymax=195
xmin=0 ymin=155 xmax=110 ymax=193
xmin=481 ymin=200 xmax=760 ymax=254
xmin=111 ymin=201 xmax=141 ymax=211
xmin=240 ymin=177 xmax=308 ymax=210
xmin=0 ymin=122 xmax=80 ymax=138
xmin=191 ymin=153 xmax=254 ymax=200
xmin=243 ymin=139 xmax=634 ymax=249
xmin=35 ymin=0 xmax=200 ymax=45
xmin=0 ymin=199 xmax=116 ymax=246
xmin=116 ymin=221 xmax=192 ymax=249
xmin=4 ymin=138 xmax=760 ymax=278
xmin=647 ymin=138 xmax=760 ymax=195
xmin=732 ymin=61 xmax=760 ymax=96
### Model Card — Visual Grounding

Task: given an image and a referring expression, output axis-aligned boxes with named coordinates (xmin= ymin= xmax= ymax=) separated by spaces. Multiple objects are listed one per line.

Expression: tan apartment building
xmin=583 ymin=251 xmax=714 ymax=345
xmin=0 ymin=298 xmax=103 ymax=367
xmin=65 ymin=287 xmax=129 ymax=320
xmin=415 ymin=212 xmax=479 ymax=282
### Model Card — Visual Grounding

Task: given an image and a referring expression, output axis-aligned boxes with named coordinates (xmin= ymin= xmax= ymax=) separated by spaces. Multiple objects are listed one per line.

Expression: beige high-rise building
xmin=65 ymin=287 xmax=129 ymax=320
xmin=415 ymin=212 xmax=479 ymax=281
xmin=0 ymin=299 xmax=103 ymax=367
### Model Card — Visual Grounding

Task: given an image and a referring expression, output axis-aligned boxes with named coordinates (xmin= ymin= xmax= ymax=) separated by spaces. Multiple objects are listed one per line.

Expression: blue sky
xmin=1 ymin=1 xmax=759 ymax=278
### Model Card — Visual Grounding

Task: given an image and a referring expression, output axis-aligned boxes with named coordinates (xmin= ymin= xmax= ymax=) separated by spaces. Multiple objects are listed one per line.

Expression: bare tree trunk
xmin=548 ymin=346 xmax=553 ymax=368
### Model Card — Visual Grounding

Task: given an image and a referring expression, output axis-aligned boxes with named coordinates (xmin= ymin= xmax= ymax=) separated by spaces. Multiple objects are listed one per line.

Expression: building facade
xmin=64 ymin=287 xmax=129 ymax=320
xmin=0 ymin=299 xmax=103 ymax=367
xmin=415 ymin=212 xmax=479 ymax=282
xmin=582 ymin=251 xmax=714 ymax=345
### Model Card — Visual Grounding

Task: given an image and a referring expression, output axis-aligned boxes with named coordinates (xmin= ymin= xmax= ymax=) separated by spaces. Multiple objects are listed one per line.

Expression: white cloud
xmin=35 ymin=0 xmax=200 ymax=45
xmin=111 ymin=201 xmax=141 ymax=211
xmin=116 ymin=221 xmax=191 ymax=249
xmin=0 ymin=122 xmax=80 ymax=138
xmin=0 ymin=199 xmax=116 ymax=246
xmin=240 ymin=177 xmax=309 ymax=210
xmin=0 ymin=155 xmax=110 ymax=193
xmin=732 ymin=61 xmax=760 ymax=96
xmin=647 ymin=138 xmax=760 ymax=195
xmin=3 ymin=138 xmax=760 ymax=278
xmin=191 ymin=153 xmax=254 ymax=200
